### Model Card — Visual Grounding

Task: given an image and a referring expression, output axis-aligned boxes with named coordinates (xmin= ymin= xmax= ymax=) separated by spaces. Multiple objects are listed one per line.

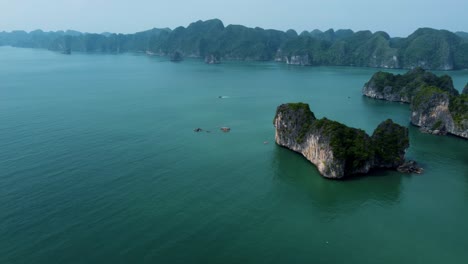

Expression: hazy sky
xmin=0 ymin=0 xmax=467 ymax=37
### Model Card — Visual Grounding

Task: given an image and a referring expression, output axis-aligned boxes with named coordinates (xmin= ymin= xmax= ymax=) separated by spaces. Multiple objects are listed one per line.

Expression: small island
xmin=273 ymin=103 xmax=417 ymax=179
xmin=362 ymin=67 xmax=458 ymax=102
xmin=170 ymin=51 xmax=183 ymax=62
xmin=205 ymin=53 xmax=221 ymax=64
xmin=362 ymin=68 xmax=468 ymax=138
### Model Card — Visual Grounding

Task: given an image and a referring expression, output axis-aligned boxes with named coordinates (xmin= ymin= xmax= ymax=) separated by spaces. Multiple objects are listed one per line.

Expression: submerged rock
xmin=397 ymin=160 xmax=424 ymax=174
xmin=274 ymin=103 xmax=410 ymax=179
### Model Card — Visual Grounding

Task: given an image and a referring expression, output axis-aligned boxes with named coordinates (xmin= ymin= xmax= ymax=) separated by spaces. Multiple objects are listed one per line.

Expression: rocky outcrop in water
xmin=411 ymin=87 xmax=468 ymax=138
xmin=205 ymin=54 xmax=220 ymax=64
xmin=397 ymin=160 xmax=424 ymax=174
xmin=362 ymin=67 xmax=458 ymax=103
xmin=170 ymin=51 xmax=183 ymax=62
xmin=362 ymin=68 xmax=467 ymax=139
xmin=274 ymin=103 xmax=410 ymax=179
xmin=62 ymin=48 xmax=71 ymax=55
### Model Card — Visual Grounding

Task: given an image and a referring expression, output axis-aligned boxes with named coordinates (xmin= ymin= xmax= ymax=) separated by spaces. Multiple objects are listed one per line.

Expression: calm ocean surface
xmin=0 ymin=46 xmax=467 ymax=264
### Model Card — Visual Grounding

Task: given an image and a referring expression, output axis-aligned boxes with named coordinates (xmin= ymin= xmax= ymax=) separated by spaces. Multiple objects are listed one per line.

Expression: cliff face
xmin=362 ymin=80 xmax=412 ymax=102
xmin=274 ymin=104 xmax=348 ymax=178
xmin=411 ymin=87 xmax=468 ymax=138
xmin=463 ymin=83 xmax=468 ymax=95
xmin=274 ymin=103 xmax=409 ymax=179
xmin=285 ymin=55 xmax=311 ymax=66
xmin=411 ymin=89 xmax=454 ymax=135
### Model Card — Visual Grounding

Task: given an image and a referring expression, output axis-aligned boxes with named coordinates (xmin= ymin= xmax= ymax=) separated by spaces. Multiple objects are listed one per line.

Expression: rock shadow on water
xmin=271 ymin=146 xmax=404 ymax=215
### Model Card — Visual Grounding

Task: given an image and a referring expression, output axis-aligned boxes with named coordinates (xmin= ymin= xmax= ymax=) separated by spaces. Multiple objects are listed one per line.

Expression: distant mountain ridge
xmin=1 ymin=19 xmax=467 ymax=70
xmin=456 ymin=31 xmax=468 ymax=39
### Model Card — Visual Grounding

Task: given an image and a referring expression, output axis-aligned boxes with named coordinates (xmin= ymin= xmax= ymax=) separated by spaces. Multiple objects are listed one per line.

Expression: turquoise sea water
xmin=0 ymin=46 xmax=467 ymax=264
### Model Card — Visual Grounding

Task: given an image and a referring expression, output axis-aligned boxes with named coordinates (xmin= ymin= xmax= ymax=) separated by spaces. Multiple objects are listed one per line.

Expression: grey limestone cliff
xmin=285 ymin=55 xmax=311 ymax=66
xmin=274 ymin=103 xmax=410 ymax=179
xmin=411 ymin=87 xmax=468 ymax=138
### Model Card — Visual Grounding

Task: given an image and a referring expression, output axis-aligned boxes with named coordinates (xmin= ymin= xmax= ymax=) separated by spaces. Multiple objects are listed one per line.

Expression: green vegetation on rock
xmin=312 ymin=118 xmax=373 ymax=174
xmin=367 ymin=67 xmax=457 ymax=100
xmin=287 ymin=102 xmax=313 ymax=112
xmin=411 ymin=86 xmax=446 ymax=109
xmin=372 ymin=119 xmax=409 ymax=165
xmin=432 ymin=120 xmax=443 ymax=130
xmin=397 ymin=28 xmax=462 ymax=70
xmin=449 ymin=94 xmax=468 ymax=126
xmin=463 ymin=83 xmax=468 ymax=95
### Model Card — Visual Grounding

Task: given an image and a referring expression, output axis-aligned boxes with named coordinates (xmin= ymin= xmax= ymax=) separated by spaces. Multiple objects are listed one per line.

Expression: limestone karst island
xmin=363 ymin=68 xmax=468 ymax=138
xmin=273 ymin=103 xmax=422 ymax=179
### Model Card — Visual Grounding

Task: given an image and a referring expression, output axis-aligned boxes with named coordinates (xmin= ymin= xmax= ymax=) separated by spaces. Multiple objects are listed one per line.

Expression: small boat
xmin=220 ymin=127 xmax=231 ymax=132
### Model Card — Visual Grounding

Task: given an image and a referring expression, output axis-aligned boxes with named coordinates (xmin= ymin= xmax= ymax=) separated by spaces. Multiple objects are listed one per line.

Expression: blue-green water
xmin=0 ymin=46 xmax=467 ymax=264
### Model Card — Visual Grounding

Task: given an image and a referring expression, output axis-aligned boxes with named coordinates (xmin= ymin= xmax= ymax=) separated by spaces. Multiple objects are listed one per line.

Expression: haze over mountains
xmin=1 ymin=19 xmax=467 ymax=70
